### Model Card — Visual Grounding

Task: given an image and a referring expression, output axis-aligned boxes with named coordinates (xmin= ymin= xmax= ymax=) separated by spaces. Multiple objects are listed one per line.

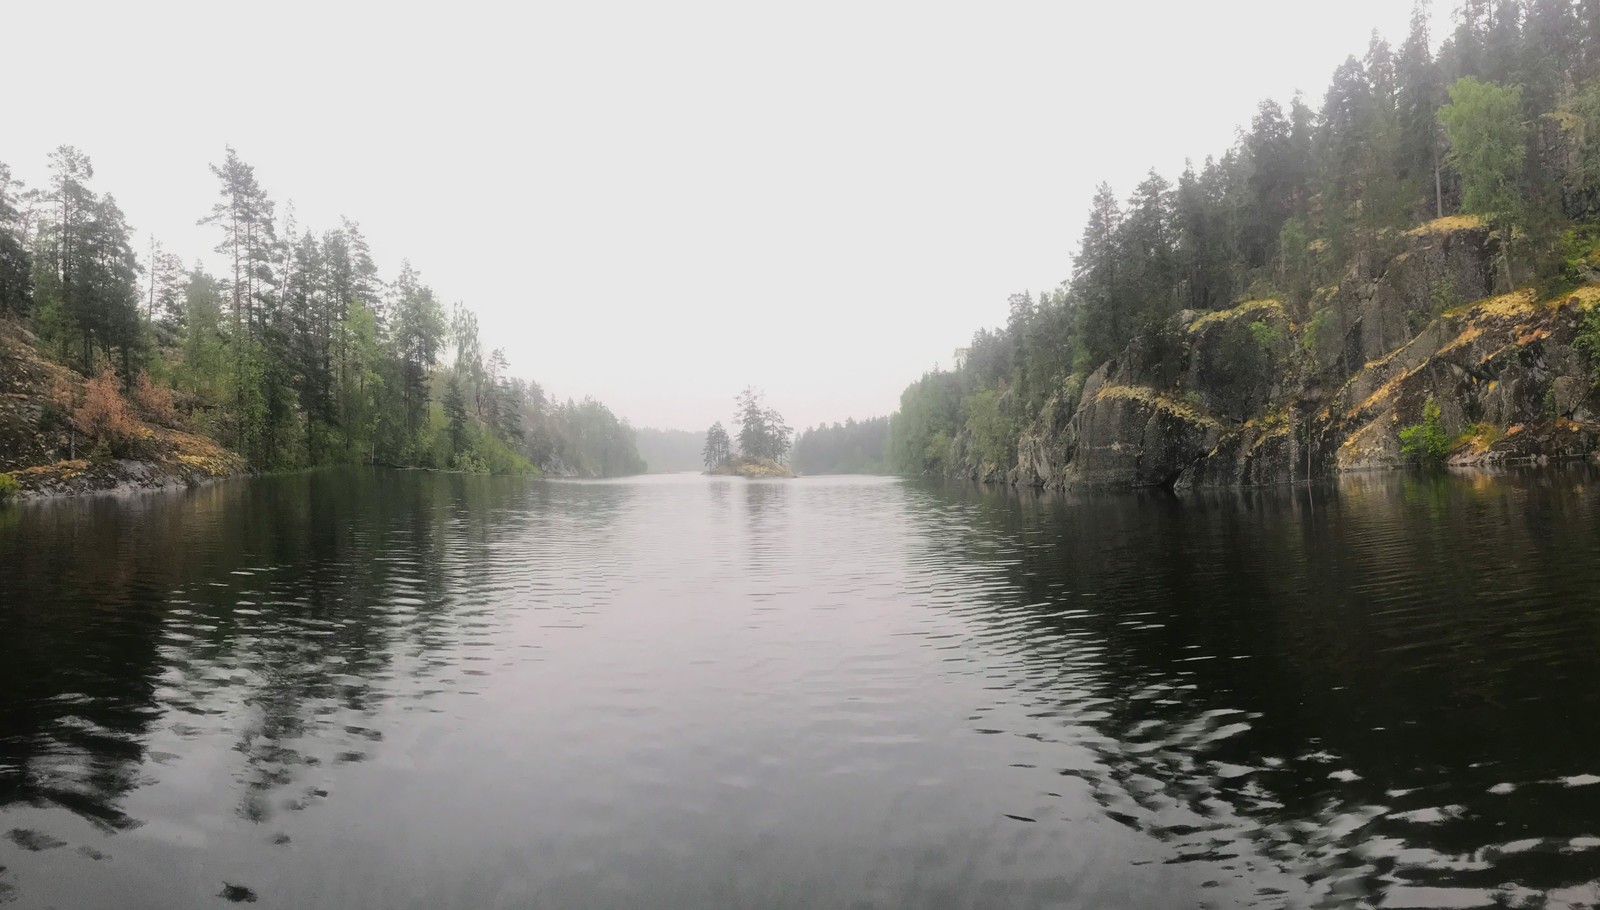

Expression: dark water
xmin=4 ymin=469 xmax=1600 ymax=909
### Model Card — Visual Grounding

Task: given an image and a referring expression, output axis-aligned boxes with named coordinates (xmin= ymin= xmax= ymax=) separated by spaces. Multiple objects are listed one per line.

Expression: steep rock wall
xmin=944 ymin=217 xmax=1600 ymax=490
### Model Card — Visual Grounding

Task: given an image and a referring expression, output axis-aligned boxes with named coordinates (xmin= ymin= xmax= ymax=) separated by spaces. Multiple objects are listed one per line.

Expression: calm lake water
xmin=4 ymin=469 xmax=1600 ymax=909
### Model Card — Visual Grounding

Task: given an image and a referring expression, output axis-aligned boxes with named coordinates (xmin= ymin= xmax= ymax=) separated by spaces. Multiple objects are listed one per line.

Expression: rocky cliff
xmin=950 ymin=217 xmax=1600 ymax=489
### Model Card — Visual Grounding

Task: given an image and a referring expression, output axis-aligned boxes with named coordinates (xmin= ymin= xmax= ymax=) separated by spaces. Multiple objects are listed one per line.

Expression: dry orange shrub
xmin=75 ymin=366 xmax=137 ymax=442
xmin=132 ymin=371 xmax=176 ymax=426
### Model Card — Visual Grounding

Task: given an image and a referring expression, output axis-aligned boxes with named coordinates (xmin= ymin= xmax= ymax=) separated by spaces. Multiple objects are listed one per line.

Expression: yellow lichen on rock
xmin=1188 ymin=299 xmax=1284 ymax=334
xmin=1405 ymin=214 xmax=1486 ymax=237
xmin=1566 ymin=286 xmax=1600 ymax=310
xmin=15 ymin=459 xmax=87 ymax=476
xmin=1455 ymin=423 xmax=1503 ymax=455
xmin=1437 ymin=324 xmax=1484 ymax=356
xmin=1347 ymin=366 xmax=1421 ymax=420
xmin=1095 ymin=385 xmax=1221 ymax=427
xmin=1337 ymin=418 xmax=1392 ymax=462
xmin=1514 ymin=327 xmax=1552 ymax=347
xmin=1248 ymin=408 xmax=1291 ymax=433
xmin=1446 ymin=288 xmax=1538 ymax=319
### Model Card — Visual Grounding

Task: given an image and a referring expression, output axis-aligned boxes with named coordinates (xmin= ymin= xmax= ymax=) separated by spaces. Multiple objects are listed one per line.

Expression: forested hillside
xmin=0 ymin=146 xmax=642 ymax=493
xmin=891 ymin=1 xmax=1600 ymax=487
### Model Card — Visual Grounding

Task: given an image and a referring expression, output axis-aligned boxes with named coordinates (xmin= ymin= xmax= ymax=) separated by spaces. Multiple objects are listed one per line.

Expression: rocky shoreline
xmin=7 ymin=447 xmax=249 ymax=500
xmin=707 ymin=456 xmax=795 ymax=478
xmin=1 ymin=320 xmax=250 ymax=501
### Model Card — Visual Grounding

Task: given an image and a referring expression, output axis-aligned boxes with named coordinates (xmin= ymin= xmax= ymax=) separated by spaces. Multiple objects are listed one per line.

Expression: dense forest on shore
xmin=0 ymin=147 xmax=643 ymax=483
xmin=15 ymin=2 xmax=1600 ymax=494
xmin=889 ymin=0 xmax=1600 ymax=481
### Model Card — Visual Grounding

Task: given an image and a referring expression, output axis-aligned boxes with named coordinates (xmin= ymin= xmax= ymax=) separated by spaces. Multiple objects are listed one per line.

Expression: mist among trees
xmin=792 ymin=417 xmax=891 ymax=475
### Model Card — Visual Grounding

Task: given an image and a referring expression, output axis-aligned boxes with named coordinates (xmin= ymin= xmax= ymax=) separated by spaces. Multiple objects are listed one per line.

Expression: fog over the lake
xmin=7 ymin=0 xmax=1413 ymax=431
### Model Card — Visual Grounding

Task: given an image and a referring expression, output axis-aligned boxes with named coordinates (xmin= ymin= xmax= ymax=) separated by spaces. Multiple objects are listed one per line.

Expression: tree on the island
xmin=702 ymin=421 xmax=731 ymax=470
xmin=735 ymin=387 xmax=792 ymax=462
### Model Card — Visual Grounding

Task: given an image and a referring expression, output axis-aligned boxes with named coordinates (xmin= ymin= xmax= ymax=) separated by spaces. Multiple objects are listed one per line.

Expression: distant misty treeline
xmin=792 ymin=416 xmax=891 ymax=475
xmin=0 ymin=146 xmax=644 ymax=476
xmin=633 ymin=427 xmax=704 ymax=473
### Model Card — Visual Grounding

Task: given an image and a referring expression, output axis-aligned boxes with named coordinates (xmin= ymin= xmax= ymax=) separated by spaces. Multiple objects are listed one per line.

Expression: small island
xmin=702 ymin=388 xmax=796 ymax=478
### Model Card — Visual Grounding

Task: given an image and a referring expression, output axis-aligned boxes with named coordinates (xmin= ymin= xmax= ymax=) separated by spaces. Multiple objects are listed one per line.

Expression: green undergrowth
xmin=1399 ymin=397 xmax=1450 ymax=465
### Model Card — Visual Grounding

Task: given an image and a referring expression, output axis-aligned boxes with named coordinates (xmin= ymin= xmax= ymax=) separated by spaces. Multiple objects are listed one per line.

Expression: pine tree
xmin=389 ymin=260 xmax=445 ymax=440
xmin=1244 ymin=100 xmax=1295 ymax=269
xmin=286 ymin=230 xmax=335 ymax=462
xmin=1397 ymin=1 xmax=1445 ymax=218
xmin=1073 ymin=183 xmax=1126 ymax=362
xmin=145 ymin=237 xmax=185 ymax=342
xmin=734 ymin=388 xmax=792 ymax=462
xmin=199 ymin=147 xmax=275 ymax=339
xmin=79 ymin=194 xmax=142 ymax=376
xmin=451 ymin=303 xmax=485 ymax=414
xmin=0 ymin=159 xmax=31 ymax=316
xmin=1523 ymin=0 xmax=1578 ymax=115
xmin=444 ymin=373 xmax=469 ymax=457
xmin=1174 ymin=159 xmax=1228 ymax=312
xmin=1582 ymin=0 xmax=1600 ymax=81
xmin=38 ymin=147 xmax=97 ymax=365
xmin=702 ymin=421 xmax=731 ymax=470
xmin=1122 ymin=169 xmax=1177 ymax=329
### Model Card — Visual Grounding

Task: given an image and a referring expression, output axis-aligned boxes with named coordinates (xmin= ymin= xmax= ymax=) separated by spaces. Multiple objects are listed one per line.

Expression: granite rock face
xmin=942 ymin=217 xmax=1600 ymax=489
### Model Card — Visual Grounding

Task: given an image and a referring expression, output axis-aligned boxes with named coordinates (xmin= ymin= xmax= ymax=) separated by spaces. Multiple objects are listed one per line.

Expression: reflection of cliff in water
xmin=904 ymin=468 xmax=1600 ymax=904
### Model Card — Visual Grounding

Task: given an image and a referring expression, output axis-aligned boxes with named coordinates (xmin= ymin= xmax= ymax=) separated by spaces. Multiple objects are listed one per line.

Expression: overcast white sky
xmin=7 ymin=0 xmax=1417 ymax=432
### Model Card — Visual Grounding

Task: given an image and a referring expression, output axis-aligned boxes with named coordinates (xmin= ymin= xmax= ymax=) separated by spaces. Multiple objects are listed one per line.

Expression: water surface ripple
xmin=4 ymin=468 xmax=1600 ymax=908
